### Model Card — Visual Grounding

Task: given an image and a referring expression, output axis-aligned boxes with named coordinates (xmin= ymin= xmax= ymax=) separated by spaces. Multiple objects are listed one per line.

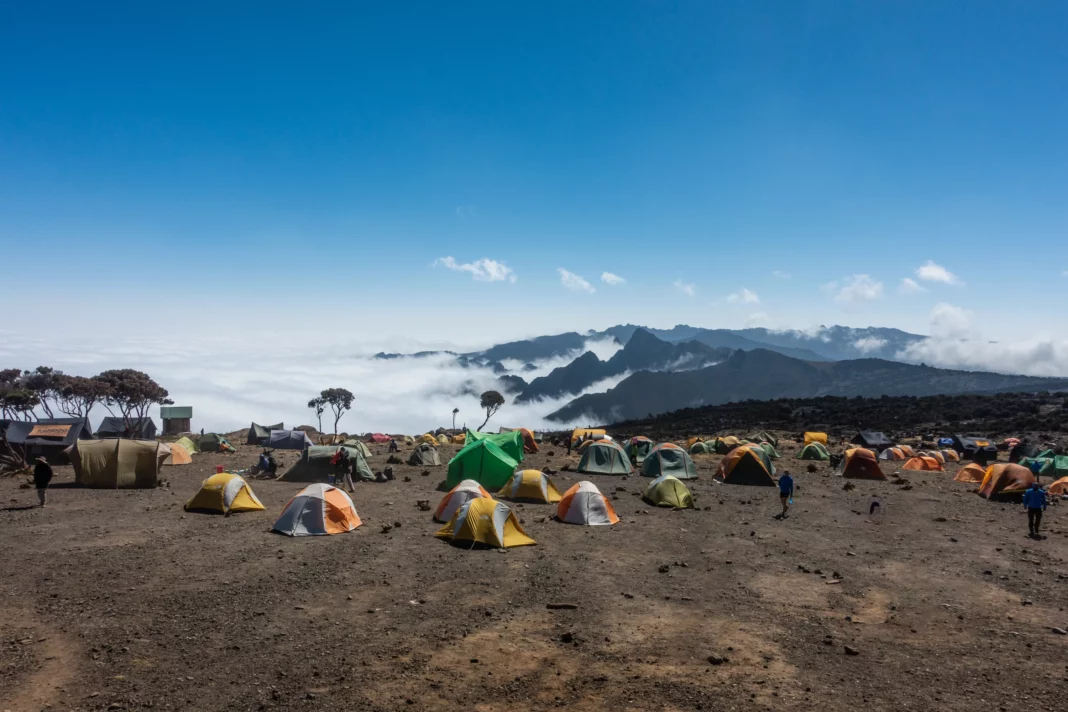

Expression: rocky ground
xmin=1 ymin=433 xmax=1067 ymax=711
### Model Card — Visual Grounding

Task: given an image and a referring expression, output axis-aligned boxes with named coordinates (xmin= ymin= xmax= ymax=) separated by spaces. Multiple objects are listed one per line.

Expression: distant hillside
xmin=515 ymin=329 xmax=729 ymax=403
xmin=548 ymin=348 xmax=1068 ymax=423
xmin=468 ymin=332 xmax=597 ymax=363
xmin=592 ymin=324 xmax=829 ymax=361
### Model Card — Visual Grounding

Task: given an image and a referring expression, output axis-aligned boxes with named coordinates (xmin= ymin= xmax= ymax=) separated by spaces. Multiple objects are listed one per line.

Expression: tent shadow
xmin=1 ymin=505 xmax=40 ymax=512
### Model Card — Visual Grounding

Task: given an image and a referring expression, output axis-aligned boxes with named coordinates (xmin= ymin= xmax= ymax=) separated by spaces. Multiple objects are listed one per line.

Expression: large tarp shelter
xmin=952 ymin=435 xmax=999 ymax=463
xmin=247 ymin=422 xmax=284 ymax=445
xmin=266 ymin=429 xmax=313 ymax=451
xmin=464 ymin=429 xmax=525 ymax=463
xmin=4 ymin=418 xmax=94 ymax=462
xmin=577 ymin=441 xmax=632 ymax=475
xmin=748 ymin=430 xmax=778 ymax=447
xmin=65 ymin=439 xmax=167 ymax=488
xmin=640 ymin=443 xmax=699 ymax=480
xmin=852 ymin=431 xmax=893 ymax=450
xmin=279 ymin=446 xmax=374 ymax=483
xmin=97 ymin=417 xmax=157 ymax=440
xmin=445 ymin=439 xmax=519 ymax=490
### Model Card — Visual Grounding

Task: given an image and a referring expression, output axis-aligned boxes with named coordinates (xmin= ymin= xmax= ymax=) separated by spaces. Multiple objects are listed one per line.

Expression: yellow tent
xmin=451 ymin=434 xmax=466 ymax=444
xmin=571 ymin=427 xmax=606 ymax=445
xmin=185 ymin=473 xmax=265 ymax=514
xmin=497 ymin=470 xmax=562 ymax=503
xmin=437 ymin=433 xmax=450 ymax=445
xmin=685 ymin=436 xmax=705 ymax=448
xmin=435 ymin=498 xmax=535 ymax=548
xmin=804 ymin=432 xmax=828 ymax=446
xmin=417 ymin=434 xmax=437 ymax=446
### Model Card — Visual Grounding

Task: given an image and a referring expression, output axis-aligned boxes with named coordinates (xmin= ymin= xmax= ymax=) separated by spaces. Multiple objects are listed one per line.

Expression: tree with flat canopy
xmin=477 ymin=390 xmax=505 ymax=431
xmin=320 ymin=388 xmax=354 ymax=436
xmin=95 ymin=369 xmax=172 ymax=437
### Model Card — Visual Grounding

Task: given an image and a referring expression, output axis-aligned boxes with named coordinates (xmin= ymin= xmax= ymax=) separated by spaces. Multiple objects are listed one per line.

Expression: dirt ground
xmin=1 ymin=434 xmax=1067 ymax=712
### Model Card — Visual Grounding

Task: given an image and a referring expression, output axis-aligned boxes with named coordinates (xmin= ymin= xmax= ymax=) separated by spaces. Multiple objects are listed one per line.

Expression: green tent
xmin=464 ymin=429 xmax=525 ymax=463
xmin=797 ymin=442 xmax=830 ymax=461
xmin=279 ymin=446 xmax=374 ymax=483
xmin=175 ymin=435 xmax=200 ymax=454
xmin=758 ymin=442 xmax=781 ymax=459
xmin=446 ymin=439 xmax=519 ymax=489
xmin=342 ymin=439 xmax=372 ymax=458
xmin=688 ymin=441 xmax=710 ymax=455
xmin=641 ymin=444 xmax=699 ymax=479
xmin=749 ymin=430 xmax=778 ymax=447
xmin=247 ymin=422 xmax=284 ymax=445
xmin=642 ymin=475 xmax=693 ymax=509
xmin=626 ymin=438 xmax=655 ymax=464
xmin=577 ymin=441 xmax=633 ymax=475
xmin=1036 ymin=449 xmax=1057 ymax=460
xmin=1057 ymin=456 xmax=1068 ymax=478
xmin=1020 ymin=457 xmax=1056 ymax=477
xmin=198 ymin=433 xmax=235 ymax=453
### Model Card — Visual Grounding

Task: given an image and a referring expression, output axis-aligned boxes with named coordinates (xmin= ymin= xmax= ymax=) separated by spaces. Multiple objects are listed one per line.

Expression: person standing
xmin=33 ymin=456 xmax=53 ymax=507
xmin=1023 ymin=480 xmax=1048 ymax=538
xmin=777 ymin=470 xmax=794 ymax=518
xmin=336 ymin=448 xmax=355 ymax=493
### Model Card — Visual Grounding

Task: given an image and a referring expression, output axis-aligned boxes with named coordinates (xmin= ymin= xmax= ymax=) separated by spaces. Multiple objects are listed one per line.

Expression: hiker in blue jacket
xmin=778 ymin=470 xmax=794 ymax=518
xmin=1022 ymin=481 xmax=1048 ymax=538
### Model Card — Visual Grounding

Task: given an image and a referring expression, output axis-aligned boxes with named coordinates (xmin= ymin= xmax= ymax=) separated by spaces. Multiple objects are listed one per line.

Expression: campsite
xmin=2 ymin=418 xmax=1067 ymax=712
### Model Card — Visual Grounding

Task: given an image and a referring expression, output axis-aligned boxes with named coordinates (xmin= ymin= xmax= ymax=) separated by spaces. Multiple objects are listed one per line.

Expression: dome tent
xmin=271 ymin=484 xmax=362 ymax=536
xmin=557 ymin=482 xmax=619 ymax=526
xmin=279 ymin=446 xmax=374 ymax=483
xmin=716 ymin=444 xmax=776 ymax=486
xmin=445 ymin=439 xmax=519 ymax=490
xmin=408 ymin=442 xmax=441 ymax=466
xmin=640 ymin=443 xmax=698 ymax=480
xmin=979 ymin=464 xmax=1035 ymax=500
xmin=497 ymin=470 xmax=562 ymax=504
xmin=642 ymin=475 xmax=693 ymax=509
xmin=162 ymin=442 xmax=192 ymax=466
xmin=435 ymin=498 xmax=535 ymax=548
xmin=577 ymin=441 xmax=632 ymax=475
xmin=797 ymin=442 xmax=830 ymax=461
xmin=840 ymin=448 xmax=886 ymax=480
xmin=434 ymin=479 xmax=493 ymax=523
xmin=185 ymin=473 xmax=264 ymax=514
xmin=626 ymin=436 xmax=655 ymax=464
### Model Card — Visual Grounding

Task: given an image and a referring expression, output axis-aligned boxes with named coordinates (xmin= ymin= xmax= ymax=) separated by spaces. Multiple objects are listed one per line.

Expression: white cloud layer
xmin=827 ymin=274 xmax=883 ymax=302
xmin=726 ymin=288 xmax=760 ymax=304
xmin=435 ymin=256 xmax=517 ymax=283
xmin=915 ymin=260 xmax=962 ymax=286
xmin=853 ymin=336 xmax=888 ymax=353
xmin=898 ymin=277 xmax=926 ymax=294
xmin=0 ymin=335 xmax=627 ymax=434
xmin=673 ymin=280 xmax=696 ymax=297
xmin=558 ymin=268 xmax=595 ymax=293
xmin=600 ymin=272 xmax=625 ymax=285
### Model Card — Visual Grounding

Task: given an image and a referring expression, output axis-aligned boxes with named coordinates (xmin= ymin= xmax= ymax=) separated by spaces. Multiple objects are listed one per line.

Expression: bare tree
xmin=452 ymin=407 xmax=459 ymax=430
xmin=320 ymin=388 xmax=354 ymax=436
xmin=307 ymin=397 xmax=326 ymax=434
xmin=477 ymin=390 xmax=505 ymax=431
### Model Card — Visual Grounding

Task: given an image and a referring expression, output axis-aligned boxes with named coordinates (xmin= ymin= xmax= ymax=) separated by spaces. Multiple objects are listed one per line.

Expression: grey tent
xmin=278 ymin=446 xmax=374 ymax=483
xmin=265 ymin=429 xmax=313 ymax=451
xmin=5 ymin=418 xmax=94 ymax=463
xmin=852 ymin=431 xmax=894 ymax=450
xmin=407 ymin=442 xmax=441 ymax=466
xmin=248 ymin=422 xmax=284 ymax=445
xmin=952 ymin=435 xmax=999 ymax=463
xmin=97 ymin=416 xmax=157 ymax=440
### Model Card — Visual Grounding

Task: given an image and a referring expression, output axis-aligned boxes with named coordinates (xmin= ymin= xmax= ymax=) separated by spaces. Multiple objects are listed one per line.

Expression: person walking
xmin=336 ymin=448 xmax=355 ymax=493
xmin=33 ymin=456 xmax=53 ymax=507
xmin=777 ymin=470 xmax=794 ymax=518
xmin=1023 ymin=480 xmax=1048 ymax=538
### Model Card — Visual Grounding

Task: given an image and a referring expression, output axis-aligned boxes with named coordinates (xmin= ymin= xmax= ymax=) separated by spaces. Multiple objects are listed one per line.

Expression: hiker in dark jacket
xmin=33 ymin=457 xmax=53 ymax=507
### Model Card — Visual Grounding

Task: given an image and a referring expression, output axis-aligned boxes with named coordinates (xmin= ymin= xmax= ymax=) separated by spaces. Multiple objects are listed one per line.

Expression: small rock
xmin=707 ymin=655 xmax=728 ymax=666
xmin=546 ymin=602 xmax=579 ymax=610
xmin=658 ymin=565 xmax=671 ymax=574
xmin=1052 ymin=628 xmax=1067 ymax=635
xmin=560 ymin=632 xmax=575 ymax=644
xmin=844 ymin=646 xmax=860 ymax=656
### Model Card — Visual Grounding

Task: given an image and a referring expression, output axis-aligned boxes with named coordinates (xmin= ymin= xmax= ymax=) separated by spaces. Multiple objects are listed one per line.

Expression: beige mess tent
xmin=65 ymin=439 xmax=168 ymax=488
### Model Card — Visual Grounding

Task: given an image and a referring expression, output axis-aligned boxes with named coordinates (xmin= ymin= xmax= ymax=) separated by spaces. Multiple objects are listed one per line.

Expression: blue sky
xmin=2 ymin=1 xmax=1066 ymax=344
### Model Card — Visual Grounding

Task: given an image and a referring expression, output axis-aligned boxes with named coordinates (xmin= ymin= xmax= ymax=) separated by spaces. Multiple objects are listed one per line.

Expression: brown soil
xmin=1 ymin=435 xmax=1067 ymax=711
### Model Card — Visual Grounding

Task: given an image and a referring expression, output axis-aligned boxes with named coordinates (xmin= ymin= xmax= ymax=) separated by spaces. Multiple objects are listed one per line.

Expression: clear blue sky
xmin=2 ymin=2 xmax=1066 ymax=343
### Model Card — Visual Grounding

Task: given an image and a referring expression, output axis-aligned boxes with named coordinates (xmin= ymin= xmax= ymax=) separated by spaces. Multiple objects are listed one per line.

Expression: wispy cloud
xmin=915 ymin=260 xmax=962 ymax=286
xmin=558 ymin=268 xmax=595 ymax=293
xmin=771 ymin=270 xmax=791 ymax=280
xmin=825 ymin=274 xmax=883 ymax=302
xmin=745 ymin=312 xmax=769 ymax=327
xmin=673 ymin=279 xmax=696 ymax=297
xmin=853 ymin=336 xmax=888 ymax=353
xmin=726 ymin=288 xmax=760 ymax=304
xmin=600 ymin=272 xmax=626 ymax=286
xmin=435 ymin=256 xmax=516 ymax=283
xmin=898 ymin=277 xmax=926 ymax=294
xmin=929 ymin=302 xmax=973 ymax=338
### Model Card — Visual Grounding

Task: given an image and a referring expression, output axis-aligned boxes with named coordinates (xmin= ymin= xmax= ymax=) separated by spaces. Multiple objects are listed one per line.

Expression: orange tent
xmin=978 ymin=464 xmax=1035 ymax=500
xmin=903 ymin=456 xmax=943 ymax=472
xmin=941 ymin=449 xmax=960 ymax=462
xmin=954 ymin=463 xmax=987 ymax=483
xmin=518 ymin=428 xmax=539 ymax=454
xmin=897 ymin=444 xmax=916 ymax=457
xmin=1048 ymin=477 xmax=1068 ymax=496
xmin=162 ymin=442 xmax=192 ymax=466
xmin=922 ymin=450 xmax=946 ymax=465
xmin=879 ymin=447 xmax=907 ymax=461
xmin=841 ymin=448 xmax=885 ymax=480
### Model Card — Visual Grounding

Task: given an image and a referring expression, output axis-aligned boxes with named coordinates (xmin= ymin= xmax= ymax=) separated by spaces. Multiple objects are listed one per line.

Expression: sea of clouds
xmin=0 ymin=331 xmax=626 ymax=435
